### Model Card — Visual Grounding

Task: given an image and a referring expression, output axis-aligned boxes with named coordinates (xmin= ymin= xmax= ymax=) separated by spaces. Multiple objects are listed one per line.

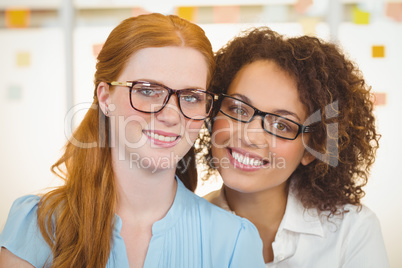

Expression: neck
xmin=224 ymin=183 xmax=288 ymax=264
xmin=112 ymin=150 xmax=178 ymax=224
xmin=224 ymin=183 xmax=288 ymax=230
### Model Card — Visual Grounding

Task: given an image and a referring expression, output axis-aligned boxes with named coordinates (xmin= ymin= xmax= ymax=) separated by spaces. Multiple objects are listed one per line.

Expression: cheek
xmin=110 ymin=95 xmax=149 ymax=143
xmin=117 ymin=113 xmax=148 ymax=144
xmin=211 ymin=116 xmax=234 ymax=146
xmin=270 ymin=140 xmax=306 ymax=168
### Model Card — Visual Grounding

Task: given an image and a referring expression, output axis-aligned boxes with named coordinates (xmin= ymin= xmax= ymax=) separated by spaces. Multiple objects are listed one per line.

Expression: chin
xmin=222 ymin=176 xmax=262 ymax=194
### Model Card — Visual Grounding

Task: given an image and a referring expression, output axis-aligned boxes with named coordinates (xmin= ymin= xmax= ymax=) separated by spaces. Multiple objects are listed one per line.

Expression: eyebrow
xmin=230 ymin=93 xmax=302 ymax=122
xmin=136 ymin=79 xmax=206 ymax=91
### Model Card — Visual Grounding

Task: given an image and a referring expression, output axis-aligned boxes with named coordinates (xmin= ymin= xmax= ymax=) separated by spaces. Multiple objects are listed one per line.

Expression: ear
xmin=301 ymin=150 xmax=315 ymax=166
xmin=97 ymin=82 xmax=111 ymax=116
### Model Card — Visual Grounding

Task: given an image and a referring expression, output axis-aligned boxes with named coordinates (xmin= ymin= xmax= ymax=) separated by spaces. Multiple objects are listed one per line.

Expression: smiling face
xmin=98 ymin=46 xmax=208 ymax=173
xmin=211 ymin=60 xmax=314 ymax=194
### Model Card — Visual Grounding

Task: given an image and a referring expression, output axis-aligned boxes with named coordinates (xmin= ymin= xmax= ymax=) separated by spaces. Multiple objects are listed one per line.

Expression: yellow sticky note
xmin=6 ymin=9 xmax=30 ymax=28
xmin=352 ymin=6 xmax=370 ymax=24
xmin=372 ymin=45 xmax=385 ymax=58
xmin=16 ymin=52 xmax=31 ymax=67
xmin=213 ymin=6 xmax=240 ymax=24
xmin=299 ymin=17 xmax=320 ymax=36
xmin=177 ymin=7 xmax=197 ymax=22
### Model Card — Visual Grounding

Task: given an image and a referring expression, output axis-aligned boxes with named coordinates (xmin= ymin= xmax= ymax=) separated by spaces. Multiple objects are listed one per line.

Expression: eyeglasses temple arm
xmin=109 ymin=82 xmax=133 ymax=87
xmin=303 ymin=126 xmax=315 ymax=133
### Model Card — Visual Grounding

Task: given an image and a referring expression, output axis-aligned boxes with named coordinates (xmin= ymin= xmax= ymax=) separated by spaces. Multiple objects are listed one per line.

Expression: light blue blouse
xmin=0 ymin=179 xmax=265 ymax=268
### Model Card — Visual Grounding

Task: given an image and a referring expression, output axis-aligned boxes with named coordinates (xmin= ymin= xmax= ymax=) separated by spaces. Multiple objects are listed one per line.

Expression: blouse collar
xmin=114 ymin=177 xmax=188 ymax=236
xmin=210 ymin=186 xmax=324 ymax=238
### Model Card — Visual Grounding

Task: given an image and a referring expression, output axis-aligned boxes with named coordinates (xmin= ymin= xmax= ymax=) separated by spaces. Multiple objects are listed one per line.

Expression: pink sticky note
xmin=373 ymin=92 xmax=387 ymax=106
xmin=385 ymin=2 xmax=402 ymax=22
xmin=213 ymin=6 xmax=240 ymax=23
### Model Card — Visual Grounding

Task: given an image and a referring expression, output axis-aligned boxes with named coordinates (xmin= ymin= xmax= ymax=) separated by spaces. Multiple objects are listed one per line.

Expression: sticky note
xmin=92 ymin=43 xmax=104 ymax=59
xmin=262 ymin=5 xmax=288 ymax=22
xmin=372 ymin=45 xmax=385 ymax=58
xmin=6 ymin=8 xmax=30 ymax=28
xmin=7 ymin=85 xmax=23 ymax=100
xmin=299 ymin=17 xmax=320 ymax=36
xmin=16 ymin=52 xmax=31 ymax=67
xmin=213 ymin=6 xmax=240 ymax=24
xmin=294 ymin=0 xmax=313 ymax=14
xmin=352 ymin=6 xmax=370 ymax=24
xmin=372 ymin=92 xmax=386 ymax=106
xmin=177 ymin=7 xmax=197 ymax=22
xmin=385 ymin=2 xmax=402 ymax=22
xmin=132 ymin=7 xmax=149 ymax=17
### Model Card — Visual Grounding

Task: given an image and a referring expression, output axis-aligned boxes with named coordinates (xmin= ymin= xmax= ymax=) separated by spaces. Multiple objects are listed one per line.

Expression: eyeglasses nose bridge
xmin=166 ymin=88 xmax=182 ymax=107
xmin=157 ymin=88 xmax=183 ymax=116
xmin=249 ymin=110 xmax=266 ymax=130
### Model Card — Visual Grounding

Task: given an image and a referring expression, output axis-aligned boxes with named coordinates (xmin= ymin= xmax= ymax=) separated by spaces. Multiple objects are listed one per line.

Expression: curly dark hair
xmin=196 ymin=27 xmax=380 ymax=217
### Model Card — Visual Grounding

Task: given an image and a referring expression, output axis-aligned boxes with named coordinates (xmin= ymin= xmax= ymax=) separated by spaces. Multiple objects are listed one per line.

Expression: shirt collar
xmin=279 ymin=189 xmax=324 ymax=237
xmin=209 ymin=186 xmax=324 ymax=237
xmin=150 ymin=177 xmax=187 ymax=235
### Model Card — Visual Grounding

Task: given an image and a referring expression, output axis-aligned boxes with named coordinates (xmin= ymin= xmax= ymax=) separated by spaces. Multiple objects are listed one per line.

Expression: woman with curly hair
xmin=0 ymin=14 xmax=265 ymax=268
xmin=201 ymin=27 xmax=389 ymax=267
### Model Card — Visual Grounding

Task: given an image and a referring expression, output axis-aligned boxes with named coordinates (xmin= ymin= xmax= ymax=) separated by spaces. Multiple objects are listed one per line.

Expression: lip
xmin=226 ymin=147 xmax=270 ymax=171
xmin=143 ymin=130 xmax=181 ymax=148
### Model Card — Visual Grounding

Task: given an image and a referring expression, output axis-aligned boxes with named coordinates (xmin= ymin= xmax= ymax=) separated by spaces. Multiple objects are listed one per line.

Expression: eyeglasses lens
xmin=263 ymin=115 xmax=299 ymax=139
xmin=220 ymin=96 xmax=300 ymax=140
xmin=131 ymin=82 xmax=212 ymax=120
xmin=220 ymin=97 xmax=254 ymax=121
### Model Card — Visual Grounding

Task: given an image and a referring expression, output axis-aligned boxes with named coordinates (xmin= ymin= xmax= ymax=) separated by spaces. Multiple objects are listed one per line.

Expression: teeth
xmin=148 ymin=132 xmax=177 ymax=142
xmin=231 ymin=151 xmax=264 ymax=166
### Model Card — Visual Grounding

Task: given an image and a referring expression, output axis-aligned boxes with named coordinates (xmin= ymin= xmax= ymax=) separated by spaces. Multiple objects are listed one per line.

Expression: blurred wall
xmin=0 ymin=1 xmax=401 ymax=267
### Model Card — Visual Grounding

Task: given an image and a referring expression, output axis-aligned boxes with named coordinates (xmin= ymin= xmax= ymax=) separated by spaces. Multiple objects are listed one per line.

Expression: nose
xmin=155 ymin=94 xmax=182 ymax=127
xmin=242 ymin=116 xmax=270 ymax=149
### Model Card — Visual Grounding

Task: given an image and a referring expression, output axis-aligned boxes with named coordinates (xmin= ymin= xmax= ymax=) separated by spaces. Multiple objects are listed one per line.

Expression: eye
xmin=231 ymin=106 xmax=248 ymax=117
xmin=139 ymin=88 xmax=156 ymax=96
xmin=272 ymin=122 xmax=289 ymax=131
xmin=181 ymin=92 xmax=202 ymax=103
xmin=135 ymin=85 xmax=164 ymax=98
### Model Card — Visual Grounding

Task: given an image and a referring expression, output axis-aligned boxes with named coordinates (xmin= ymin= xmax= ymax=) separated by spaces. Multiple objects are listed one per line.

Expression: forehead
xmin=228 ymin=60 xmax=307 ymax=121
xmin=119 ymin=46 xmax=209 ymax=90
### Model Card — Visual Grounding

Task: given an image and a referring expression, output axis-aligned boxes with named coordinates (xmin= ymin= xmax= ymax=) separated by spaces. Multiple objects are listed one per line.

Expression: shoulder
xmin=0 ymin=195 xmax=52 ymax=267
xmin=323 ymin=204 xmax=380 ymax=230
xmin=311 ymin=203 xmax=384 ymax=238
xmin=204 ymin=188 xmax=233 ymax=213
xmin=8 ymin=194 xmax=40 ymax=210
xmin=186 ymin=188 xmax=241 ymax=225
xmin=337 ymin=204 xmax=384 ymax=238
xmin=186 ymin=192 xmax=265 ymax=267
xmin=284 ymin=195 xmax=389 ymax=266
xmin=189 ymin=189 xmax=262 ymax=246
xmin=336 ymin=204 xmax=389 ymax=266
xmin=203 ymin=189 xmax=220 ymax=203
xmin=1 ymin=195 xmax=41 ymax=230
xmin=180 ymin=185 xmax=259 ymax=235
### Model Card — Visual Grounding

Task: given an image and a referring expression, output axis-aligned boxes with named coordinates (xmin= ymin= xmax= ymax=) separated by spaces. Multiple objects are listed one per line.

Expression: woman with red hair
xmin=0 ymin=14 xmax=265 ymax=268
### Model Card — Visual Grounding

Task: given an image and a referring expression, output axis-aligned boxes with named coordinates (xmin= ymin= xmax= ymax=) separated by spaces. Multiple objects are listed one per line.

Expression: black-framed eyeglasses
xmin=219 ymin=94 xmax=313 ymax=140
xmin=108 ymin=81 xmax=218 ymax=120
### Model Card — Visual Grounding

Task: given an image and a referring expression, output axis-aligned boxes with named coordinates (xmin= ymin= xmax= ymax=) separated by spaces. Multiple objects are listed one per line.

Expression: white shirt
xmin=204 ymin=188 xmax=389 ymax=268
